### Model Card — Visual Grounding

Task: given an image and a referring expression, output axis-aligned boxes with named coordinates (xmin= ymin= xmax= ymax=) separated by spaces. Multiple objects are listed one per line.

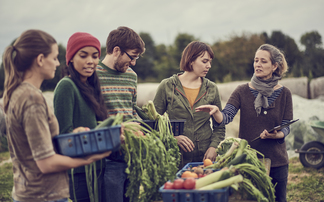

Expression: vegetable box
xmin=53 ymin=125 xmax=121 ymax=157
xmin=142 ymin=119 xmax=185 ymax=136
xmin=159 ymin=185 xmax=230 ymax=202
xmin=159 ymin=162 xmax=229 ymax=202
xmin=176 ymin=162 xmax=216 ymax=178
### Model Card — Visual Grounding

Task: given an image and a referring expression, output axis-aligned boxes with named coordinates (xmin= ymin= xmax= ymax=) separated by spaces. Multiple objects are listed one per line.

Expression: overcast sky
xmin=1 ymin=0 xmax=323 ymax=64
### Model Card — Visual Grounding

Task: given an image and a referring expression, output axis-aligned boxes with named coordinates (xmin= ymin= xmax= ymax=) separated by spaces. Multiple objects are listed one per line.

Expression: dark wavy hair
xmin=61 ymin=63 xmax=107 ymax=121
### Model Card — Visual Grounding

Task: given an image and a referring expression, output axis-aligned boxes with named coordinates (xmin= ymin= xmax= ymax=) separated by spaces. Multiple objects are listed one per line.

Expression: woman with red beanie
xmin=3 ymin=29 xmax=112 ymax=202
xmin=53 ymin=32 xmax=109 ymax=202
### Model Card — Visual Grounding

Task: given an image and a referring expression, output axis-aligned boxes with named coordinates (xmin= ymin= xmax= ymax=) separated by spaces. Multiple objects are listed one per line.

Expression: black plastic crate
xmin=142 ymin=119 xmax=185 ymax=136
xmin=53 ymin=125 xmax=121 ymax=157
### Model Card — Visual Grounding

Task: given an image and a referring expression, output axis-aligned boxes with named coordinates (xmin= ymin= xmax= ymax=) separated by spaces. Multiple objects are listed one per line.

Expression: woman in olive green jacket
xmin=153 ymin=41 xmax=225 ymax=168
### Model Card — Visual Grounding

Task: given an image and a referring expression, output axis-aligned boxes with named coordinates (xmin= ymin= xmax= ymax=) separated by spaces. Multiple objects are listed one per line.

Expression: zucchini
xmin=134 ymin=105 xmax=150 ymax=120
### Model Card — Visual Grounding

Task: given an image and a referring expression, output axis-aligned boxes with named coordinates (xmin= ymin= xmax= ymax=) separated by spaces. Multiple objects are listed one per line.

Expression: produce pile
xmin=102 ymin=101 xmax=181 ymax=202
xmin=163 ymin=137 xmax=276 ymax=202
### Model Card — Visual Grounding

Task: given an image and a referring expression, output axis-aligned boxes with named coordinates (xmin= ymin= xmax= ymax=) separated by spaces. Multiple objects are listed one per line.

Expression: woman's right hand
xmin=175 ymin=135 xmax=195 ymax=152
xmin=195 ymin=105 xmax=220 ymax=115
xmin=195 ymin=105 xmax=223 ymax=123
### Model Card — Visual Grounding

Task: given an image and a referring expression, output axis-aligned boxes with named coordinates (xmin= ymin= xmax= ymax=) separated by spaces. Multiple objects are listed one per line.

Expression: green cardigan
xmin=53 ymin=77 xmax=104 ymax=173
xmin=54 ymin=77 xmax=97 ymax=133
xmin=153 ymin=73 xmax=225 ymax=168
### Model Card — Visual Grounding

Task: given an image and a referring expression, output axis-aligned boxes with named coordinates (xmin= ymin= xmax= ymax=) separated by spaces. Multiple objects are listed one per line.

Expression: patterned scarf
xmin=251 ymin=73 xmax=281 ymax=116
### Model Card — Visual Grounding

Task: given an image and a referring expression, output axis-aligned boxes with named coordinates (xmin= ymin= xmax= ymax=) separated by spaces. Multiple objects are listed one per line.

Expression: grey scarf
xmin=251 ymin=74 xmax=281 ymax=116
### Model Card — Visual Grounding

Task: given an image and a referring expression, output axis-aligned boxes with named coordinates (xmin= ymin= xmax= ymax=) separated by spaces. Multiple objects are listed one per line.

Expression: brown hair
xmin=106 ymin=26 xmax=145 ymax=55
xmin=2 ymin=29 xmax=56 ymax=113
xmin=257 ymin=44 xmax=289 ymax=77
xmin=180 ymin=41 xmax=214 ymax=71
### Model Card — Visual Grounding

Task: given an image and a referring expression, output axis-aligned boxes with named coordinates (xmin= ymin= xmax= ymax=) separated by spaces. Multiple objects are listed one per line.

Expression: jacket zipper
xmin=176 ymin=88 xmax=207 ymax=110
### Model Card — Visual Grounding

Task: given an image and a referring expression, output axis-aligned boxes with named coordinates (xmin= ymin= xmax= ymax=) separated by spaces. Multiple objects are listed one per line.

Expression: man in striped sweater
xmin=96 ymin=26 xmax=145 ymax=202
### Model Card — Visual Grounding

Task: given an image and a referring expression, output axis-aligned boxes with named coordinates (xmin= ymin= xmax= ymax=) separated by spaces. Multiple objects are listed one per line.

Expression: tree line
xmin=0 ymin=30 xmax=323 ymax=93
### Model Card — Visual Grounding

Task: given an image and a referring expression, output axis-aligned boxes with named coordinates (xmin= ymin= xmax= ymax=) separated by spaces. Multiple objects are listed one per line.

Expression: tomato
xmin=164 ymin=181 xmax=174 ymax=189
xmin=198 ymin=173 xmax=203 ymax=178
xmin=173 ymin=178 xmax=184 ymax=189
xmin=183 ymin=178 xmax=196 ymax=189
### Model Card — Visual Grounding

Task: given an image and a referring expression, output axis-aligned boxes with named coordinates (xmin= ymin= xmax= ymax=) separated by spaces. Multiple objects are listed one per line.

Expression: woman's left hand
xmin=260 ymin=129 xmax=284 ymax=139
xmin=203 ymin=147 xmax=217 ymax=162
xmin=72 ymin=127 xmax=90 ymax=133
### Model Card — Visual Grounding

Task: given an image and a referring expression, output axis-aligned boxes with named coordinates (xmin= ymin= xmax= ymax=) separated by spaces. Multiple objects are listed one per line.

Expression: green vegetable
xmin=111 ymin=100 xmax=180 ymax=202
xmin=217 ymin=168 xmax=233 ymax=182
xmin=216 ymin=137 xmax=241 ymax=155
xmin=235 ymin=139 xmax=248 ymax=158
xmin=198 ymin=174 xmax=243 ymax=190
xmin=233 ymin=163 xmax=275 ymax=202
xmin=239 ymin=178 xmax=269 ymax=202
xmin=95 ymin=116 xmax=115 ymax=129
xmin=195 ymin=169 xmax=226 ymax=189
xmin=225 ymin=153 xmax=247 ymax=167
xmin=134 ymin=104 xmax=150 ymax=120
xmin=206 ymin=141 xmax=239 ymax=169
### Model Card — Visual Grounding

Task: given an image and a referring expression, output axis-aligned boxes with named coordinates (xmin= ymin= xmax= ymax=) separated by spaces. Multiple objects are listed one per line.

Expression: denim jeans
xmin=12 ymin=198 xmax=68 ymax=202
xmin=104 ymin=160 xmax=129 ymax=202
xmin=69 ymin=169 xmax=105 ymax=202
xmin=270 ymin=164 xmax=289 ymax=202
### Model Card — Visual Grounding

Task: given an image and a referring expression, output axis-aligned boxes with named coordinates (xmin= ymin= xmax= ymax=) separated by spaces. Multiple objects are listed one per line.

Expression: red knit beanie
xmin=65 ymin=32 xmax=101 ymax=65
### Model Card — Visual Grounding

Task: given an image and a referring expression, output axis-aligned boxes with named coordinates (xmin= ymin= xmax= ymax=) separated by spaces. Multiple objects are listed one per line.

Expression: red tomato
xmin=173 ymin=178 xmax=184 ymax=189
xmin=164 ymin=181 xmax=174 ymax=189
xmin=183 ymin=178 xmax=196 ymax=189
xmin=198 ymin=173 xmax=203 ymax=178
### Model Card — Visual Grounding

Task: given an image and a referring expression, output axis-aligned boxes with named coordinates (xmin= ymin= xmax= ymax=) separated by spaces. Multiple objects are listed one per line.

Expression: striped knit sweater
xmin=96 ymin=61 xmax=138 ymax=121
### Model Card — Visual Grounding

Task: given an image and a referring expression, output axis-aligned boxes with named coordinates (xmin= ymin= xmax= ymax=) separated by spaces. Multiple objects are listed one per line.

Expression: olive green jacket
xmin=153 ymin=74 xmax=225 ymax=167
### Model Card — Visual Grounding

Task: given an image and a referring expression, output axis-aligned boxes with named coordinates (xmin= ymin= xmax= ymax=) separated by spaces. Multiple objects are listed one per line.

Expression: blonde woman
xmin=196 ymin=44 xmax=292 ymax=202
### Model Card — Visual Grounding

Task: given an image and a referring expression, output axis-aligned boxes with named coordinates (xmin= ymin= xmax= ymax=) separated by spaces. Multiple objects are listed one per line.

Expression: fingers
xmin=204 ymin=147 xmax=217 ymax=161
xmin=195 ymin=105 xmax=219 ymax=116
xmin=179 ymin=144 xmax=188 ymax=152
xmin=73 ymin=127 xmax=90 ymax=133
xmin=260 ymin=129 xmax=276 ymax=139
xmin=120 ymin=134 xmax=125 ymax=144
xmin=176 ymin=135 xmax=195 ymax=152
xmin=104 ymin=151 xmax=112 ymax=157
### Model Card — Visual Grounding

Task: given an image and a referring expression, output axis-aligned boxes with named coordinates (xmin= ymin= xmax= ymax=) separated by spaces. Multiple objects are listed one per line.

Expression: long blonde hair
xmin=2 ymin=29 xmax=56 ymax=113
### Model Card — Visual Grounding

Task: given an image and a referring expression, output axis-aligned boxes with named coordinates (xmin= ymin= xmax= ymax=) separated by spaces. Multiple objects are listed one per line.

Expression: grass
xmin=287 ymin=157 xmax=324 ymax=202
xmin=0 ymin=153 xmax=323 ymax=202
xmin=0 ymin=152 xmax=13 ymax=202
